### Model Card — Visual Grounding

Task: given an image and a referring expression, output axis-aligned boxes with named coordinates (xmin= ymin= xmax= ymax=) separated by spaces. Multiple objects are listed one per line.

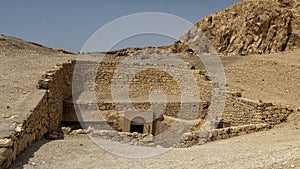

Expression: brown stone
xmin=0 ymin=139 xmax=12 ymax=148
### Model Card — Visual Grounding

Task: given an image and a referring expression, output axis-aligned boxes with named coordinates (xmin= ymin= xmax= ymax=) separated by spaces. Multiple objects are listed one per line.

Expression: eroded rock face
xmin=180 ymin=0 xmax=300 ymax=56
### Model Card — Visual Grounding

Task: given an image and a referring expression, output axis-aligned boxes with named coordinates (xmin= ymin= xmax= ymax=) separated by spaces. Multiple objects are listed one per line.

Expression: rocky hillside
xmin=178 ymin=0 xmax=300 ymax=56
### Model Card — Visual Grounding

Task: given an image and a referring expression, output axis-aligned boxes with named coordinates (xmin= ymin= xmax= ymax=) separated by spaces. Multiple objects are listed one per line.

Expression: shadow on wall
xmin=9 ymin=139 xmax=51 ymax=169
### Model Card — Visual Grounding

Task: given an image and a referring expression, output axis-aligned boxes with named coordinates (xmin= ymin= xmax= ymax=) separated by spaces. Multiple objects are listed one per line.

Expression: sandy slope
xmin=0 ymin=35 xmax=75 ymax=137
xmin=223 ymin=50 xmax=300 ymax=107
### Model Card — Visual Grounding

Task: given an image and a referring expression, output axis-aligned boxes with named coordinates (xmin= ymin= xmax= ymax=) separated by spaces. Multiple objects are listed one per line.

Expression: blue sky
xmin=0 ymin=0 xmax=241 ymax=52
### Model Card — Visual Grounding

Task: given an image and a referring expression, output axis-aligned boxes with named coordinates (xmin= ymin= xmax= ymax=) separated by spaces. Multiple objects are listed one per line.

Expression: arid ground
xmin=8 ymin=48 xmax=300 ymax=169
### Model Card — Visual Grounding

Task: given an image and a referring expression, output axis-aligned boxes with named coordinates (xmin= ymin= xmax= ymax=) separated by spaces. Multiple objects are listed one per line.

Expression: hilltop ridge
xmin=177 ymin=0 xmax=300 ymax=56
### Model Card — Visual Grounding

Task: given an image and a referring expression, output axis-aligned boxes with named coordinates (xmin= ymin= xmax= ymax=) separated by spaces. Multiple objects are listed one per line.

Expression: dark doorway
xmin=130 ymin=117 xmax=145 ymax=134
xmin=130 ymin=124 xmax=144 ymax=133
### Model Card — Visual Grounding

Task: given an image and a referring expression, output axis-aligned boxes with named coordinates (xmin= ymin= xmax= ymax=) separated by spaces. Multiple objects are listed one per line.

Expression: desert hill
xmin=1 ymin=0 xmax=300 ymax=168
xmin=0 ymin=34 xmax=75 ymax=56
xmin=178 ymin=0 xmax=300 ymax=56
xmin=0 ymin=34 xmax=75 ymax=133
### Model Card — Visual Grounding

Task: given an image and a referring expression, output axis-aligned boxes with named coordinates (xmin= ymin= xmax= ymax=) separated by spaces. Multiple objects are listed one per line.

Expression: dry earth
xmin=0 ymin=35 xmax=75 ymax=137
xmin=10 ymin=116 xmax=300 ymax=169
xmin=8 ymin=48 xmax=300 ymax=169
xmin=2 ymin=2 xmax=300 ymax=165
xmin=223 ymin=50 xmax=300 ymax=107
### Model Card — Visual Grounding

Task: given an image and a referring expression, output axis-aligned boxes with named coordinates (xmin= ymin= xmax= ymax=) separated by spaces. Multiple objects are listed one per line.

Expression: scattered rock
xmin=30 ymin=162 xmax=36 ymax=166
xmin=90 ymin=130 xmax=155 ymax=147
xmin=70 ymin=129 xmax=86 ymax=135
xmin=61 ymin=127 xmax=72 ymax=135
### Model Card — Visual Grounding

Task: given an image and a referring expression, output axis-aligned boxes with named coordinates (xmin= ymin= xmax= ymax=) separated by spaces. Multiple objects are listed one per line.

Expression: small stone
xmin=84 ymin=126 xmax=95 ymax=134
xmin=15 ymin=126 xmax=22 ymax=132
xmin=182 ymin=132 xmax=193 ymax=141
xmin=132 ymin=132 xmax=139 ymax=138
xmin=30 ymin=162 xmax=36 ymax=166
xmin=9 ymin=115 xmax=18 ymax=119
xmin=47 ymin=133 xmax=59 ymax=140
xmin=107 ymin=131 xmax=119 ymax=137
xmin=70 ymin=129 xmax=86 ymax=135
xmin=98 ymin=130 xmax=109 ymax=136
xmin=143 ymin=134 xmax=154 ymax=142
xmin=0 ymin=139 xmax=13 ymax=148
xmin=62 ymin=127 xmax=72 ymax=135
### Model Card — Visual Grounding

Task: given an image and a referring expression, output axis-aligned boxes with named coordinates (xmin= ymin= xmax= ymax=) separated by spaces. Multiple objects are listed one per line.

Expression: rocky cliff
xmin=179 ymin=0 xmax=300 ymax=56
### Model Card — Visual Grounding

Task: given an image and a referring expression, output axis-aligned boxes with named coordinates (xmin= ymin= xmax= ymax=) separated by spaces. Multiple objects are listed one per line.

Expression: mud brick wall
xmin=222 ymin=96 xmax=294 ymax=126
xmin=95 ymin=61 xmax=211 ymax=102
xmin=63 ymin=59 xmax=211 ymax=122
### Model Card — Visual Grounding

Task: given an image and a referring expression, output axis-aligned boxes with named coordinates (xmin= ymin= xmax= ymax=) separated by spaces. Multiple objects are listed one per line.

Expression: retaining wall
xmin=0 ymin=60 xmax=75 ymax=168
xmin=222 ymin=97 xmax=294 ymax=126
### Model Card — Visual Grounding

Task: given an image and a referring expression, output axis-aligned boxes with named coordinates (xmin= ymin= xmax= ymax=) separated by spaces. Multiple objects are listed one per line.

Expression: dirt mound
xmin=178 ymin=0 xmax=300 ymax=56
xmin=0 ymin=34 xmax=75 ymax=56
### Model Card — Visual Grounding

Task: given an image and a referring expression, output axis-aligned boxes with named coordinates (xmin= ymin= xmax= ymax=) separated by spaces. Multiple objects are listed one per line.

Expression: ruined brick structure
xmin=0 ymin=53 xmax=295 ymax=168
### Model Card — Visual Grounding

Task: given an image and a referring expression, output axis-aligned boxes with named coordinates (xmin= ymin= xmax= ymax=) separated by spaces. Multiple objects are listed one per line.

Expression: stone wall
xmin=62 ymin=58 xmax=211 ymax=128
xmin=177 ymin=123 xmax=271 ymax=148
xmin=64 ymin=101 xmax=209 ymax=122
xmin=222 ymin=96 xmax=294 ymax=126
xmin=0 ymin=91 xmax=49 ymax=168
xmin=38 ymin=60 xmax=75 ymax=132
xmin=0 ymin=60 xmax=75 ymax=169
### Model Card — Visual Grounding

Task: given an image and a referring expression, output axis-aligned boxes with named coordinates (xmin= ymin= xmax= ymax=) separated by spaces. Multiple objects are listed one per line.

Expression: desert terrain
xmin=9 ymin=49 xmax=300 ymax=169
xmin=1 ymin=0 xmax=300 ymax=168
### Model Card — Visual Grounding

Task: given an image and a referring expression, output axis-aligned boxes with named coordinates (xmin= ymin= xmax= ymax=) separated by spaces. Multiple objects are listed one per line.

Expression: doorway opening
xmin=130 ymin=117 xmax=145 ymax=134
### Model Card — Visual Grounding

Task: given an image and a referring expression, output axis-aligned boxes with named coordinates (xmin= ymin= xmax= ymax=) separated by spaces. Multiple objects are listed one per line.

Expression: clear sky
xmin=0 ymin=0 xmax=241 ymax=52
